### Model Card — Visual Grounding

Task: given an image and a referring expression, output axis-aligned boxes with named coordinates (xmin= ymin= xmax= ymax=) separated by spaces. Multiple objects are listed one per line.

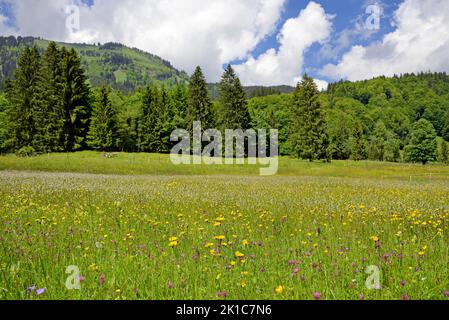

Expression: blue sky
xmin=1 ymin=0 xmax=448 ymax=87
xmin=242 ymin=0 xmax=403 ymax=83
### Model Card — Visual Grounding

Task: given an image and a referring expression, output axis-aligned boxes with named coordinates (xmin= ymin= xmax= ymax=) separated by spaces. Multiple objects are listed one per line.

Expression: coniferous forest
xmin=1 ymin=39 xmax=449 ymax=165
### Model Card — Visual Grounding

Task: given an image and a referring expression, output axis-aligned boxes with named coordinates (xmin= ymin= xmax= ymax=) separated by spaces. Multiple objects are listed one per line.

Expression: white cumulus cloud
xmin=320 ymin=0 xmax=449 ymax=81
xmin=0 ymin=0 xmax=286 ymax=82
xmin=234 ymin=1 xmax=332 ymax=88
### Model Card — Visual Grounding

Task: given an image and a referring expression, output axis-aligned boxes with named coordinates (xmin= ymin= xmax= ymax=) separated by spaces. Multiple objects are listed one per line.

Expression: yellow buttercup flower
xmin=169 ymin=241 xmax=178 ymax=248
xmin=275 ymin=285 xmax=284 ymax=294
xmin=242 ymin=239 xmax=249 ymax=246
xmin=235 ymin=251 xmax=245 ymax=258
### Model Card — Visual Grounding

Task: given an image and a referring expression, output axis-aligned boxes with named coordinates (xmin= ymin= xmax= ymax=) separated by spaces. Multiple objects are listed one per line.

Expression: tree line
xmin=0 ymin=42 xmax=448 ymax=164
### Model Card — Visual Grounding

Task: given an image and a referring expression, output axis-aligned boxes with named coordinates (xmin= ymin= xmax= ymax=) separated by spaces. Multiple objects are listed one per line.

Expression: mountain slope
xmin=0 ymin=36 xmax=295 ymax=97
xmin=0 ymin=36 xmax=189 ymax=93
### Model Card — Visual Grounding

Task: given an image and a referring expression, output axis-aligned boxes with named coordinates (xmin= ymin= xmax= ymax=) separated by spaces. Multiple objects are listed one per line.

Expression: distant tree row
xmin=0 ymin=42 xmax=448 ymax=165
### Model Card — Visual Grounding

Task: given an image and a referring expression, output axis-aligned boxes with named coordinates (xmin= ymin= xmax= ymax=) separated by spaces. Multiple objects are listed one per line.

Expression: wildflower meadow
xmin=1 ymin=153 xmax=449 ymax=300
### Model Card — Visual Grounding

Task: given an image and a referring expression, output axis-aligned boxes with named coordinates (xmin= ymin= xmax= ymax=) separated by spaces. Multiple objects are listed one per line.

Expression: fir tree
xmin=218 ymin=65 xmax=250 ymax=130
xmin=60 ymin=48 xmax=91 ymax=152
xmin=87 ymin=86 xmax=117 ymax=151
xmin=289 ymin=74 xmax=330 ymax=162
xmin=36 ymin=42 xmax=64 ymax=152
xmin=139 ymin=85 xmax=161 ymax=152
xmin=5 ymin=46 xmax=43 ymax=152
xmin=186 ymin=66 xmax=214 ymax=130
xmin=170 ymin=83 xmax=189 ymax=130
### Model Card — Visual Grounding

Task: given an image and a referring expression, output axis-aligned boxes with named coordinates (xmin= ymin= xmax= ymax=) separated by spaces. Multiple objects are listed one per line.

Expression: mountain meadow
xmin=0 ymin=36 xmax=449 ymax=300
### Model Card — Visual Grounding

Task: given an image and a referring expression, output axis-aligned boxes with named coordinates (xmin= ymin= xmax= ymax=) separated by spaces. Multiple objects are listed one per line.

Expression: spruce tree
xmin=59 ymin=48 xmax=91 ymax=152
xmin=0 ymin=94 xmax=9 ymax=152
xmin=350 ymin=122 xmax=367 ymax=161
xmin=157 ymin=85 xmax=175 ymax=153
xmin=37 ymin=42 xmax=64 ymax=152
xmin=187 ymin=66 xmax=214 ymax=130
xmin=87 ymin=86 xmax=117 ymax=151
xmin=5 ymin=46 xmax=44 ymax=152
xmin=139 ymin=85 xmax=161 ymax=152
xmin=289 ymin=74 xmax=330 ymax=162
xmin=405 ymin=119 xmax=438 ymax=165
xmin=170 ymin=83 xmax=188 ymax=130
xmin=218 ymin=65 xmax=250 ymax=130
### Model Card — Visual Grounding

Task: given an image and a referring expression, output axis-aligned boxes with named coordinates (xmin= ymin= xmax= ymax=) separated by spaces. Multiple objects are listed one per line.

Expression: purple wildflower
xmin=313 ymin=292 xmax=321 ymax=300
xmin=99 ymin=274 xmax=105 ymax=285
xmin=216 ymin=291 xmax=229 ymax=298
xmin=36 ymin=288 xmax=46 ymax=296
xmin=167 ymin=281 xmax=174 ymax=289
xmin=401 ymin=294 xmax=410 ymax=300
xmin=443 ymin=291 xmax=449 ymax=298
xmin=26 ymin=285 xmax=36 ymax=295
xmin=400 ymin=280 xmax=406 ymax=287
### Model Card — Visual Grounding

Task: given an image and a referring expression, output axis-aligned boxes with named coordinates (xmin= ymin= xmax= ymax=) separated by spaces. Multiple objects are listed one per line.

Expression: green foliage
xmin=350 ymin=122 xmax=368 ymax=161
xmin=3 ymin=42 xmax=91 ymax=153
xmin=5 ymin=46 xmax=44 ymax=152
xmin=218 ymin=65 xmax=250 ymax=130
xmin=87 ymin=86 xmax=118 ymax=151
xmin=443 ymin=109 xmax=449 ymax=142
xmin=0 ymin=36 xmax=189 ymax=94
xmin=327 ymin=110 xmax=353 ymax=160
xmin=15 ymin=145 xmax=36 ymax=157
xmin=59 ymin=47 xmax=92 ymax=151
xmin=440 ymin=140 xmax=448 ymax=163
xmin=405 ymin=119 xmax=438 ymax=165
xmin=187 ymin=66 xmax=214 ymax=130
xmin=369 ymin=121 xmax=401 ymax=162
xmin=248 ymin=94 xmax=292 ymax=155
xmin=0 ymin=94 xmax=10 ymax=152
xmin=170 ymin=84 xmax=189 ymax=130
xmin=289 ymin=75 xmax=330 ymax=162
xmin=138 ymin=85 xmax=176 ymax=153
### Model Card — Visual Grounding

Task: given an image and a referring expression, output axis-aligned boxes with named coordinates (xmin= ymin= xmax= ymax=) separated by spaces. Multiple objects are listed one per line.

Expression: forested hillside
xmin=0 ymin=38 xmax=448 ymax=164
xmin=248 ymin=73 xmax=449 ymax=161
xmin=0 ymin=36 xmax=189 ymax=93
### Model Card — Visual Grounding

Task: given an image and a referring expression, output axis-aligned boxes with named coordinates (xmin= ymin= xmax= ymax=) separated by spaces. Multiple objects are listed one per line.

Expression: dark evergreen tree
xmin=0 ymin=94 xmax=9 ymax=152
xmin=186 ymin=66 xmax=214 ymax=130
xmin=139 ymin=85 xmax=161 ymax=152
xmin=218 ymin=65 xmax=250 ymax=130
xmin=5 ymin=46 xmax=43 ymax=153
xmin=157 ymin=86 xmax=176 ymax=153
xmin=59 ymin=48 xmax=91 ymax=151
xmin=289 ymin=74 xmax=330 ymax=161
xmin=404 ymin=119 xmax=437 ymax=165
xmin=36 ymin=42 xmax=64 ymax=152
xmin=170 ymin=83 xmax=188 ymax=130
xmin=87 ymin=86 xmax=118 ymax=151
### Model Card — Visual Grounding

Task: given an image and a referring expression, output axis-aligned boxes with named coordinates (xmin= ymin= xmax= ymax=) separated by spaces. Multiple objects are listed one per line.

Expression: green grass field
xmin=1 ymin=152 xmax=449 ymax=300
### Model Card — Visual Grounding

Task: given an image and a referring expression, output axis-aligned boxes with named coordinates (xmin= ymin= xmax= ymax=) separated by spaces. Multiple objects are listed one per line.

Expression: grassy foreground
xmin=0 ymin=152 xmax=449 ymax=300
